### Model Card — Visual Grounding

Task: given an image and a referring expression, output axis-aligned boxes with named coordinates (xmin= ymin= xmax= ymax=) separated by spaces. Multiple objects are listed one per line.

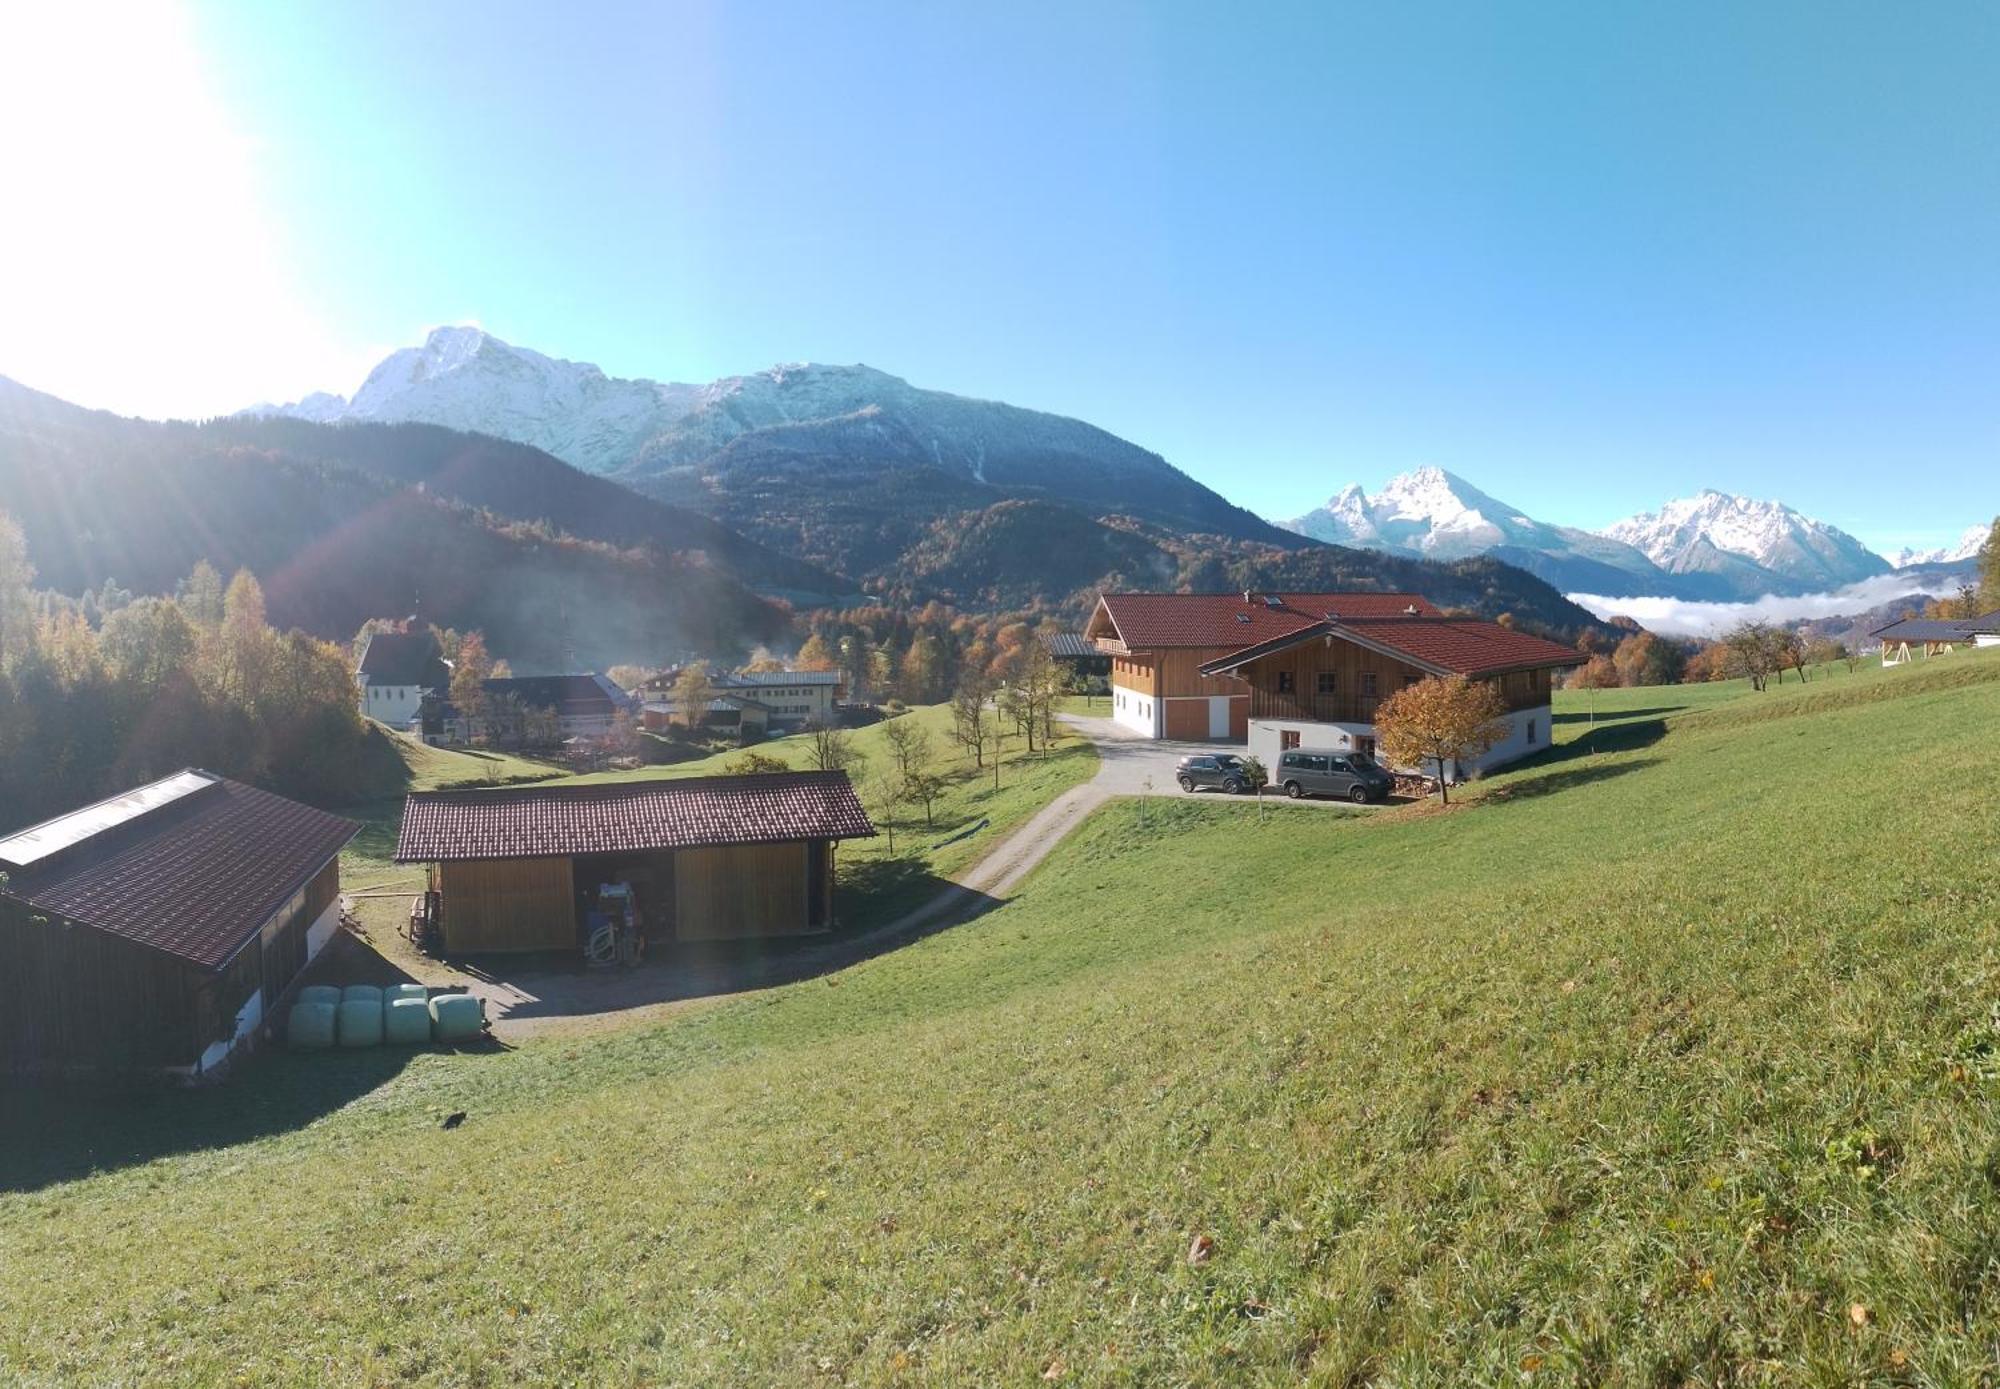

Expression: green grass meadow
xmin=6 ymin=654 xmax=2000 ymax=1384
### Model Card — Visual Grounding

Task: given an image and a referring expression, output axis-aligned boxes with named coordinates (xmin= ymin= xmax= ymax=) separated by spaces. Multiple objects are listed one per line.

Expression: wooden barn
xmin=0 ymin=770 xmax=360 ymax=1079
xmin=394 ymin=771 xmax=875 ymax=954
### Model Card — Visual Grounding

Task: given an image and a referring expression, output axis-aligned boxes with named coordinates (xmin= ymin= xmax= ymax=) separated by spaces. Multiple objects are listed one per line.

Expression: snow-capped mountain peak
xmin=1284 ymin=467 xmax=1548 ymax=557
xmin=1888 ymin=522 xmax=1990 ymax=569
xmin=1599 ymin=490 xmax=1888 ymax=590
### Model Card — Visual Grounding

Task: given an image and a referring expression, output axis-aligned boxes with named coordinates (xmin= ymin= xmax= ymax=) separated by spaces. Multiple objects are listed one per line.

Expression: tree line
xmin=0 ymin=509 xmax=374 ymax=825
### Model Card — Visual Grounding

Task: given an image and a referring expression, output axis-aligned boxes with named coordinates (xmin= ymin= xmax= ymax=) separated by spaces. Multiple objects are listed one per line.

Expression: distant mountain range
xmin=238 ymin=330 xmax=1606 ymax=634
xmin=0 ymin=375 xmax=803 ymax=669
xmin=1887 ymin=523 xmax=1990 ymax=569
xmin=1282 ymin=467 xmax=1981 ymax=602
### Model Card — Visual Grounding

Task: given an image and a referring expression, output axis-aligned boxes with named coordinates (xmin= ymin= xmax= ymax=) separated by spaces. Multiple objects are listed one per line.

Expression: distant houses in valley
xmin=354 ymin=627 xmax=449 ymax=728
xmin=1087 ymin=590 xmax=1584 ymax=777
xmin=0 ymin=770 xmax=359 ymax=1079
xmin=431 ymin=673 xmax=637 ymax=745
xmin=639 ymin=668 xmax=845 ymax=736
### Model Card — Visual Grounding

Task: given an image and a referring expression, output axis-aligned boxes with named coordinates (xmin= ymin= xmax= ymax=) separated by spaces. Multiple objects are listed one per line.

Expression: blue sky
xmin=3 ymin=2 xmax=1995 ymax=552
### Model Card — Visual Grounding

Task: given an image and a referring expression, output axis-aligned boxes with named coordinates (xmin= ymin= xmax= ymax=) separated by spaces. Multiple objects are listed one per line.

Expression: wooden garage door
xmin=440 ymin=857 xmax=576 ymax=953
xmin=1163 ymin=698 xmax=1209 ymax=740
xmin=675 ymin=842 xmax=810 ymax=941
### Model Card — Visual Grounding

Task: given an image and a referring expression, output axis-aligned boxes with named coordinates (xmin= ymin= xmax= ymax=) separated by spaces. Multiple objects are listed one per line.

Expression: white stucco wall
xmin=361 ymin=681 xmax=425 ymax=724
xmin=304 ymin=894 xmax=344 ymax=960
xmin=1247 ymin=704 xmax=1553 ymax=783
xmin=1110 ymin=681 xmax=1158 ymax=737
xmin=197 ymin=987 xmax=264 ymax=1076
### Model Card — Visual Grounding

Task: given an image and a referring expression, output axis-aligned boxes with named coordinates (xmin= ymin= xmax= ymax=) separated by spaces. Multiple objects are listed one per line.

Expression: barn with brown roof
xmin=0 ymin=770 xmax=360 ymax=1078
xmin=395 ymin=771 xmax=875 ymax=954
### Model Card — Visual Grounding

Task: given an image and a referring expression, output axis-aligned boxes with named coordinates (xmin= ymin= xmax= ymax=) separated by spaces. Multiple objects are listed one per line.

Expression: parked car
xmin=1176 ymin=752 xmax=1256 ymax=794
xmin=1276 ymin=749 xmax=1393 ymax=803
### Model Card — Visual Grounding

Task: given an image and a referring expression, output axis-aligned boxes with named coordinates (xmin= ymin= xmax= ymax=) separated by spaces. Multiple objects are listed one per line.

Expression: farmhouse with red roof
xmin=1085 ymin=590 xmax=1584 ymax=776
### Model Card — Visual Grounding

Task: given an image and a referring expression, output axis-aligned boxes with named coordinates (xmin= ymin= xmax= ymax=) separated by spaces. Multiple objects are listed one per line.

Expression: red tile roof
xmin=1201 ymin=616 xmax=1586 ymax=679
xmin=1089 ymin=592 xmax=1442 ymax=650
xmin=0 ymin=774 xmax=360 ymax=970
xmin=395 ymin=771 xmax=875 ymax=863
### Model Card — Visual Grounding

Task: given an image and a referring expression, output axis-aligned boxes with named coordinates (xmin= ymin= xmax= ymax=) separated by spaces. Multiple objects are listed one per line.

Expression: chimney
xmin=1242 ymin=590 xmax=1255 ymax=604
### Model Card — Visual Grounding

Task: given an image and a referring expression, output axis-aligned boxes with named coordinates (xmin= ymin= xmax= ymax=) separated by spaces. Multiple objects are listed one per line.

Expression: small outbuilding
xmin=0 ymin=770 xmax=360 ymax=1079
xmin=394 ymin=771 xmax=875 ymax=954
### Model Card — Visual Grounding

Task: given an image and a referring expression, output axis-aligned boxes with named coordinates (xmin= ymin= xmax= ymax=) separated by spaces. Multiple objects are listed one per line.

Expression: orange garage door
xmin=1163 ymin=698 xmax=1209 ymax=740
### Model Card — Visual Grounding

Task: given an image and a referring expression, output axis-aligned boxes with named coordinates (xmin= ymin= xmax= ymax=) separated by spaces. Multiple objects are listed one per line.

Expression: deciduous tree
xmin=671 ymin=661 xmax=714 ymax=732
xmin=450 ymin=632 xmax=495 ymax=737
xmin=1374 ymin=674 xmax=1509 ymax=806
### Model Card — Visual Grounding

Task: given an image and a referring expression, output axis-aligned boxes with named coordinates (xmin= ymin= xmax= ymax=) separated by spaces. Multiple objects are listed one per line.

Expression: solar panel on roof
xmin=0 ymin=769 xmax=217 ymax=871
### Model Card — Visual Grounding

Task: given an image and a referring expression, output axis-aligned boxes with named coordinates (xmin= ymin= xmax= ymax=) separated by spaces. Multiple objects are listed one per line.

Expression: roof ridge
xmin=405 ymin=768 xmax=853 ymax=802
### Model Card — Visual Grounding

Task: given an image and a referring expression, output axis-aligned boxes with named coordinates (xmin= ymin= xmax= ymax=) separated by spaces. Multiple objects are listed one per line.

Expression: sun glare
xmin=0 ymin=0 xmax=364 ymax=418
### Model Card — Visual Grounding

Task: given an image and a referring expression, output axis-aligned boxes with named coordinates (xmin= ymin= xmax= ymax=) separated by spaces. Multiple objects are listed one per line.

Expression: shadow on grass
xmin=454 ymin=856 xmax=1002 ymax=1027
xmin=1552 ymin=704 xmax=1688 ymax=724
xmin=1482 ymin=756 xmax=1663 ymax=803
xmin=1550 ymin=716 xmax=1670 ymax=760
xmin=0 ymin=934 xmax=509 ymax=1194
xmin=0 ymin=1047 xmax=433 ymax=1194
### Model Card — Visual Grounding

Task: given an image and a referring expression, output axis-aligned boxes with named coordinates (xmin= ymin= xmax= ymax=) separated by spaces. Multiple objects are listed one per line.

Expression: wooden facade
xmin=674 ymin=841 xmax=827 ymax=942
xmin=0 ymin=858 xmax=340 ymax=1077
xmin=429 ymin=841 xmax=838 ymax=954
xmin=1233 ymin=637 xmax=1553 ymax=722
xmin=434 ymin=856 xmax=577 ymax=954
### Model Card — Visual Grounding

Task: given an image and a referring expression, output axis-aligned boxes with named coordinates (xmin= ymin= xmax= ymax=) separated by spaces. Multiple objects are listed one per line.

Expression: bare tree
xmin=806 ymin=720 xmax=862 ymax=775
xmin=950 ymin=668 xmax=992 ymax=768
xmin=1722 ymin=621 xmax=1779 ymax=692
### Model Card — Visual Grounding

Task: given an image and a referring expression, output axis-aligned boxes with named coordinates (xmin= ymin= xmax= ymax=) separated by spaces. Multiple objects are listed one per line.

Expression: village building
xmin=0 ymin=770 xmax=358 ymax=1079
xmin=1084 ymin=591 xmax=1449 ymax=741
xmin=1040 ymin=631 xmax=1112 ymax=680
xmin=395 ymin=771 xmax=874 ymax=954
xmin=641 ymin=669 xmax=844 ymax=731
xmin=1195 ymin=609 xmax=1586 ymax=777
xmin=1873 ymin=610 xmax=2000 ymax=666
xmin=431 ymin=673 xmax=636 ymax=745
xmin=354 ymin=627 xmax=449 ymax=729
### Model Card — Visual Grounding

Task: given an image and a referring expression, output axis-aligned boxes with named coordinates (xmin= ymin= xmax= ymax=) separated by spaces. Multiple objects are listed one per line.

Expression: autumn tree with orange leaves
xmin=1373 ymin=674 xmax=1509 ymax=806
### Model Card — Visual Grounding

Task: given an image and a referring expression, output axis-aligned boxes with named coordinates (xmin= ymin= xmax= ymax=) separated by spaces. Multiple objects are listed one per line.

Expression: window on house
xmin=1280 ymin=730 xmax=1301 ymax=750
xmin=1526 ymin=718 xmax=1538 ymax=745
xmin=1276 ymin=671 xmax=1295 ymax=693
xmin=1315 ymin=672 xmax=1337 ymax=695
xmin=1362 ymin=672 xmax=1378 ymax=697
xmin=1404 ymin=675 xmax=1422 ymax=688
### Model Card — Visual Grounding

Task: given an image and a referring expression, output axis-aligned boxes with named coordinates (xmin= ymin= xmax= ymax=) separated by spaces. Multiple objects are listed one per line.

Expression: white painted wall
xmin=1110 ymin=681 xmax=1158 ymax=737
xmin=304 ymin=895 xmax=344 ymax=959
xmin=197 ymin=987 xmax=264 ymax=1076
xmin=361 ymin=681 xmax=425 ymax=725
xmin=1246 ymin=704 xmax=1553 ymax=782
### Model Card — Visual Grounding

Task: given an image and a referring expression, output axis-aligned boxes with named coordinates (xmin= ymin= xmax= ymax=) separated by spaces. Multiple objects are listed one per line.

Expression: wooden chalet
xmin=1083 ymin=591 xmax=1446 ymax=741
xmin=0 ymin=770 xmax=359 ymax=1079
xmin=1196 ymin=611 xmax=1586 ymax=776
xmin=394 ymin=771 xmax=875 ymax=954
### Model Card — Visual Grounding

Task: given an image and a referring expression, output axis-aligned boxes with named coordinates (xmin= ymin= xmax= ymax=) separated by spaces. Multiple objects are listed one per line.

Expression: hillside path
xmin=417 ymin=716 xmax=1368 ymax=1039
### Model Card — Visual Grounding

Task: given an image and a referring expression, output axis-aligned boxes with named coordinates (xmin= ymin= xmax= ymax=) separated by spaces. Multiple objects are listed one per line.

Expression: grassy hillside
xmin=7 ymin=655 xmax=2000 ymax=1384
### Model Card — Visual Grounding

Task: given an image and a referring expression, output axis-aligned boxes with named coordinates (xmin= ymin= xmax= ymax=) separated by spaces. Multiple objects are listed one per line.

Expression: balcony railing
xmin=1247 ymin=691 xmax=1380 ymax=723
